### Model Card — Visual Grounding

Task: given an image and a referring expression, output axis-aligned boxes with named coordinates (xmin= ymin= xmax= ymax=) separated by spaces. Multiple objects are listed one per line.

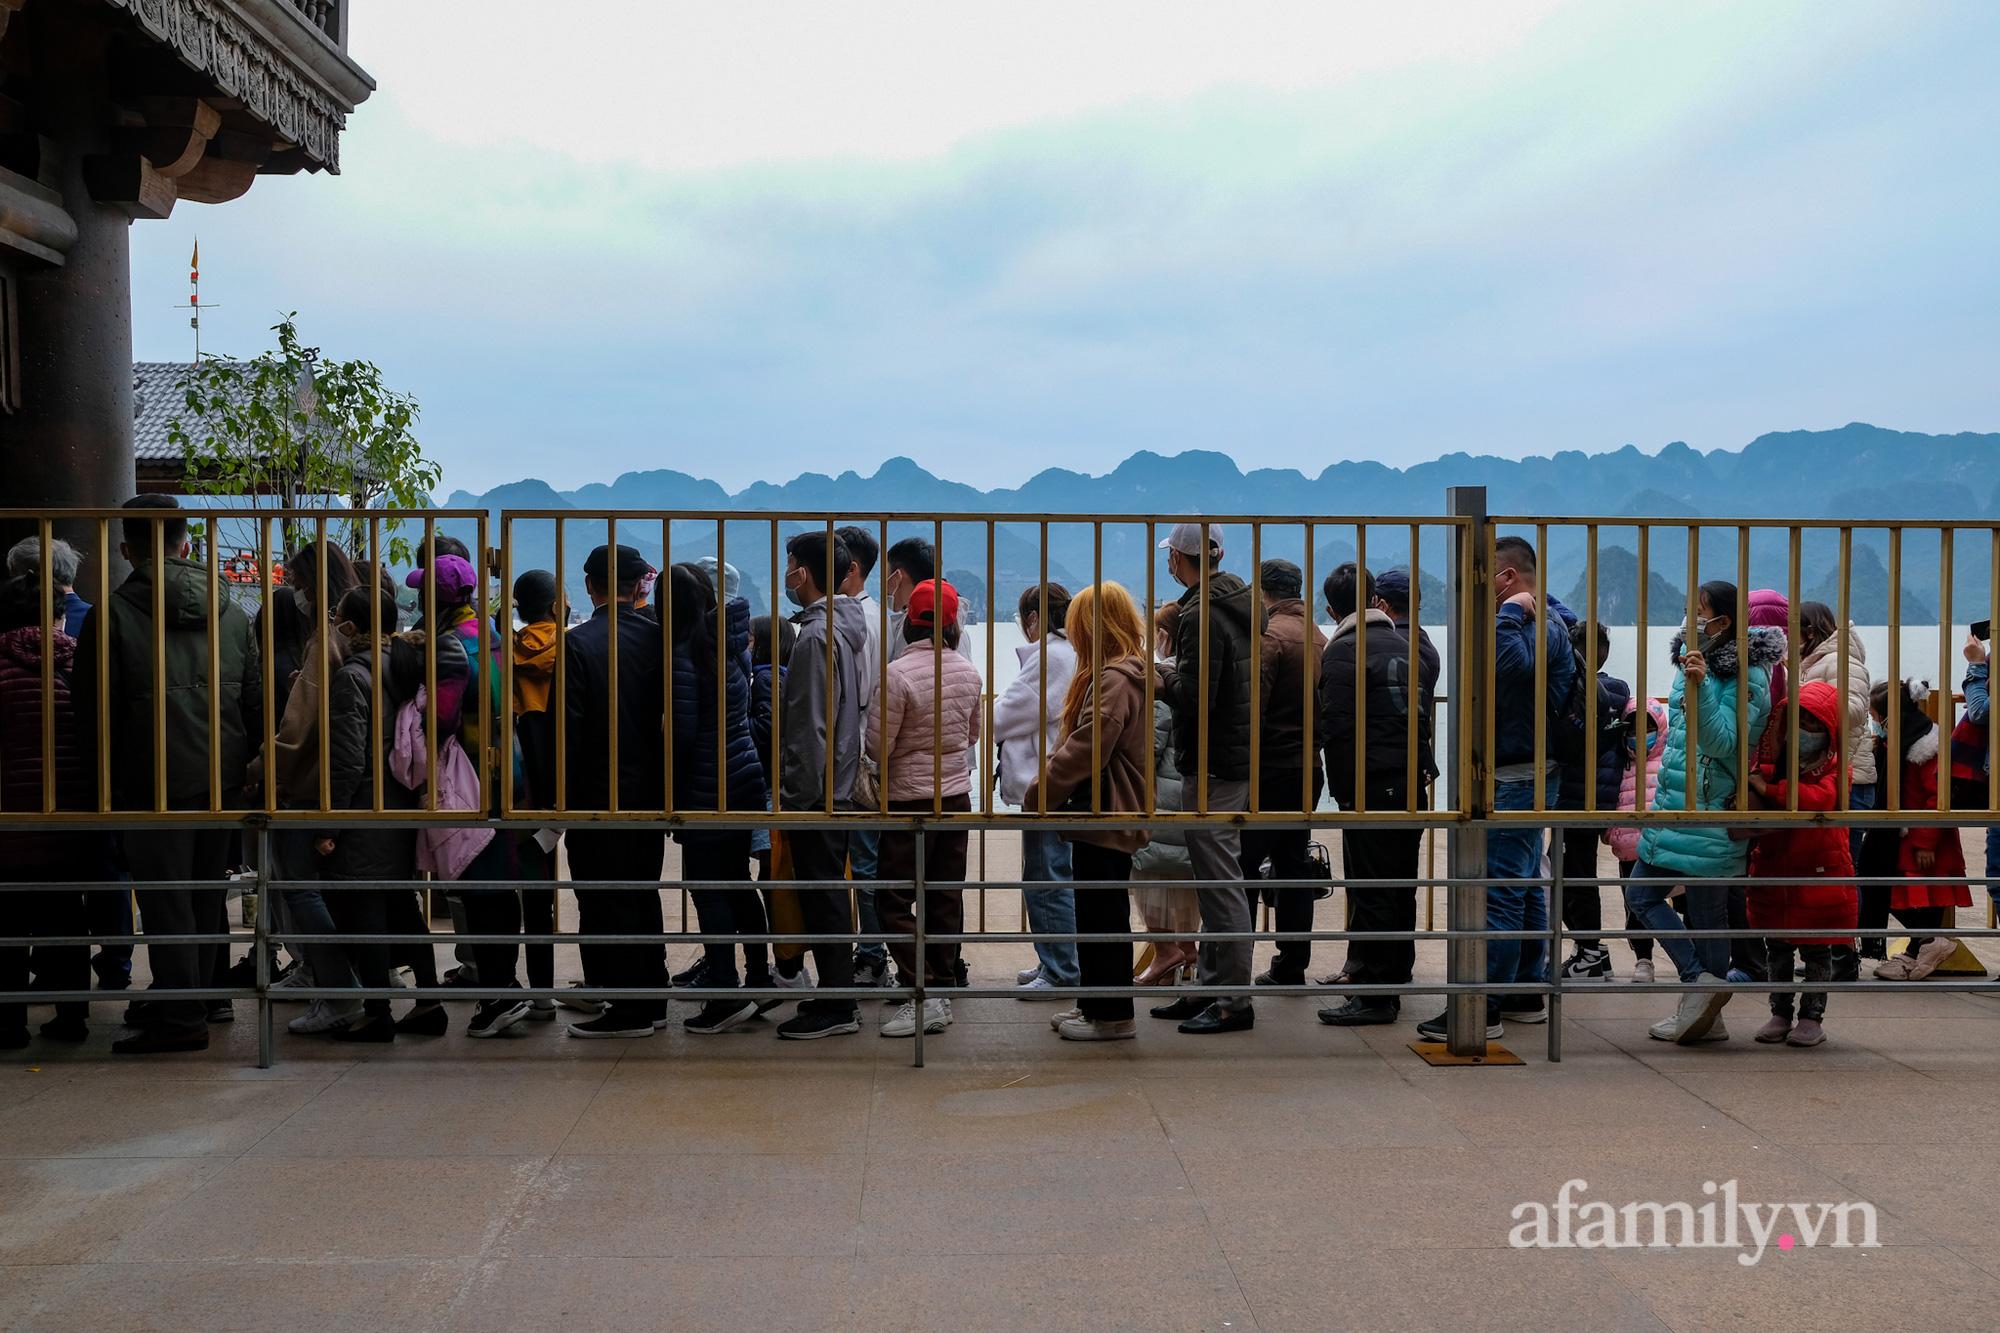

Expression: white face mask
xmin=292 ymin=587 xmax=313 ymax=616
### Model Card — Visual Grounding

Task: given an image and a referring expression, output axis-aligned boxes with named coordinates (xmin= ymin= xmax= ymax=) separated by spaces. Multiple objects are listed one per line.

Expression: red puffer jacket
xmin=1745 ymin=681 xmax=1857 ymax=945
xmin=0 ymin=626 xmax=88 ymax=870
xmin=1891 ymin=725 xmax=1971 ymax=910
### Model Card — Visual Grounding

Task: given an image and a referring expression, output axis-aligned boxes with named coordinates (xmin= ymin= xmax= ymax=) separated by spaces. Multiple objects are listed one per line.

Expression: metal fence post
xmin=1445 ymin=487 xmax=1490 ymax=1056
xmin=1547 ymin=829 xmax=1563 ymax=1063
xmin=254 ymin=821 xmax=273 ymax=1070
xmin=912 ymin=826 xmax=926 ymax=1069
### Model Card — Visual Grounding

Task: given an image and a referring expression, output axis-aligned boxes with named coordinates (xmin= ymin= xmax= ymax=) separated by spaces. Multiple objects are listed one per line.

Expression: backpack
xmin=1548 ymin=632 xmax=1620 ymax=772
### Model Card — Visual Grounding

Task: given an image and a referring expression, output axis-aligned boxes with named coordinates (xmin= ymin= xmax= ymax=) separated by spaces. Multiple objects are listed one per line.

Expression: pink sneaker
xmin=1786 ymin=1017 xmax=1826 ymax=1047
xmin=1754 ymin=1015 xmax=1792 ymax=1044
xmin=1904 ymin=938 xmax=1959 ymax=981
xmin=1872 ymin=953 xmax=1917 ymax=981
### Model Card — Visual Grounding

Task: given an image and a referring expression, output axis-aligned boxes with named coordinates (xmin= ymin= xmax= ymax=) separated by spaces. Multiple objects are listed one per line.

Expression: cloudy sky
xmin=131 ymin=1 xmax=2000 ymax=495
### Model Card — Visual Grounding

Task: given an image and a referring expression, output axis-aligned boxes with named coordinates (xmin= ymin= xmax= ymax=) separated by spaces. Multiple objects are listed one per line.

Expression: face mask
xmin=292 ymin=587 xmax=313 ymax=615
xmin=784 ymin=571 xmax=808 ymax=609
xmin=1798 ymin=730 xmax=1832 ymax=764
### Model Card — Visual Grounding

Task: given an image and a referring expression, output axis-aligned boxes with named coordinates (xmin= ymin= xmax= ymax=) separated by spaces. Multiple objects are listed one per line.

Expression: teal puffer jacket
xmin=1638 ymin=627 xmax=1785 ymax=879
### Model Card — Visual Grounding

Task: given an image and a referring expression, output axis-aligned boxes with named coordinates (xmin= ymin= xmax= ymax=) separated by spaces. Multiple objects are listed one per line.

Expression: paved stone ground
xmin=2 ymin=832 xmax=1997 ymax=1332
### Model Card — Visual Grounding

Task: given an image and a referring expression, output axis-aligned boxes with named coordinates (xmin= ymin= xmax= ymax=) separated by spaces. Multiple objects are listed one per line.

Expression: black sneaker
xmin=776 ymin=1006 xmax=860 ymax=1041
xmin=1414 ymin=1011 xmax=1504 ymax=1042
xmin=111 ymin=1027 xmax=209 ymax=1055
xmin=395 ymin=1002 xmax=450 ymax=1037
xmin=1560 ymin=947 xmax=1613 ymax=980
xmin=38 ymin=1016 xmax=89 ymax=1043
xmin=206 ymin=1000 xmax=235 ymax=1024
xmin=1316 ymin=1000 xmax=1398 ymax=1027
xmin=684 ymin=999 xmax=761 ymax=1034
xmin=670 ymin=958 xmax=711 ymax=990
xmin=564 ymin=1011 xmax=658 ymax=1039
xmin=1499 ymin=1000 xmax=1548 ymax=1025
xmin=467 ymin=997 xmax=531 ymax=1038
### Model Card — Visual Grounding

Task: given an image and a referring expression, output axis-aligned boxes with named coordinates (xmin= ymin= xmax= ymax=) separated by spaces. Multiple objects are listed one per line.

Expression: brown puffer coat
xmin=1023 ymin=655 xmax=1156 ymax=853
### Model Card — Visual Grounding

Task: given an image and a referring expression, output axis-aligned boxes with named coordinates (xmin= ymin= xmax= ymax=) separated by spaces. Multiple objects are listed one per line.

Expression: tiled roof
xmin=132 ymin=361 xmax=198 ymax=463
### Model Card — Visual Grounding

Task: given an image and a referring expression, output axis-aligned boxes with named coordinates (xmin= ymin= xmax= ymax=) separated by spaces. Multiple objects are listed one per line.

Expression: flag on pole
xmin=190 ymin=238 xmax=199 ymax=284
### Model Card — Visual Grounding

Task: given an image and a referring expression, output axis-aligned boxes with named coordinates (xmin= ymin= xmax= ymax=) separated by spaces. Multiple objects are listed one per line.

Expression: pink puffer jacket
xmin=1607 ymin=695 xmax=1669 ymax=863
xmin=869 ymin=644 xmax=983 ymax=800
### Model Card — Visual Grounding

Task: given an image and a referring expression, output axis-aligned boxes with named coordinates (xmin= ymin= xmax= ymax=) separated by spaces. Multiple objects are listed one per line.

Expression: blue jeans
xmin=1021 ymin=831 xmax=1079 ymax=985
xmin=1846 ymin=782 xmax=1875 ymax=868
xmin=1623 ymin=857 xmax=1729 ymax=982
xmin=851 ymin=831 xmax=886 ymax=968
xmin=1485 ymin=778 xmax=1554 ymax=1017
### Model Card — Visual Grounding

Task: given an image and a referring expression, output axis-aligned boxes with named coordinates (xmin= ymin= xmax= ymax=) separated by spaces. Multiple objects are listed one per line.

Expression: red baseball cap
xmin=906 ymin=578 xmax=958 ymax=629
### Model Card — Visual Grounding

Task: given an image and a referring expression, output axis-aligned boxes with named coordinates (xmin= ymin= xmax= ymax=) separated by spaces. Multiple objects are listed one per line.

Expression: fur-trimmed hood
xmin=1668 ymin=624 xmax=1786 ymax=680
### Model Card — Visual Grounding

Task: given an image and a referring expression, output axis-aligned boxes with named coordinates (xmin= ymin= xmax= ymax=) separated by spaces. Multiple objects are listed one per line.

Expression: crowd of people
xmin=1 ymin=500 xmax=1994 ymax=1053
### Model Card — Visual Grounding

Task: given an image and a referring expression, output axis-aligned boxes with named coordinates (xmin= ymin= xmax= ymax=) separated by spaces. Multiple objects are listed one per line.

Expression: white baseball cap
xmin=1158 ymin=522 xmax=1224 ymax=560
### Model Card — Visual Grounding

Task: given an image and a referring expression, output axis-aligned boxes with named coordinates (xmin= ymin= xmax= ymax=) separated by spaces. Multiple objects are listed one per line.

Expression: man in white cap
xmin=1148 ymin=521 xmax=1265 ymax=1035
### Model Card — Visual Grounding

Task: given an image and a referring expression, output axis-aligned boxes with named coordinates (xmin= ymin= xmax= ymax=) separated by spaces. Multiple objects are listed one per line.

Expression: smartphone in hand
xmin=1974 ymin=619 xmax=1992 ymax=643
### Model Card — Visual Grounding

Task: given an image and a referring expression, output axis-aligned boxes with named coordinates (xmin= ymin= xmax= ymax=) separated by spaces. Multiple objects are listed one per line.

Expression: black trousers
xmin=684 ymin=831 xmax=766 ymax=987
xmin=1240 ymin=766 xmax=1322 ymax=979
xmin=875 ymin=796 xmax=971 ymax=988
xmin=324 ymin=885 xmax=395 ymax=1019
xmin=124 ymin=828 xmax=232 ymax=1037
xmin=383 ymin=890 xmax=438 ymax=988
xmin=522 ymin=885 xmax=556 ymax=991
xmin=0 ymin=867 xmax=89 ymax=1033
xmin=567 ymin=829 xmax=668 ymax=1022
xmin=457 ymin=832 xmax=527 ymax=992
xmin=1342 ymin=824 xmax=1420 ymax=993
xmin=1072 ymin=839 xmax=1134 ymax=1022
xmin=1559 ymin=829 xmax=1606 ymax=945
xmin=785 ymin=829 xmax=857 ymax=1017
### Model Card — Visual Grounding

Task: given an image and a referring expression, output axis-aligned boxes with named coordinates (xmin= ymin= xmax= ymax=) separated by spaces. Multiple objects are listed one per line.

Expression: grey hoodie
xmin=781 ymin=593 xmax=870 ymax=812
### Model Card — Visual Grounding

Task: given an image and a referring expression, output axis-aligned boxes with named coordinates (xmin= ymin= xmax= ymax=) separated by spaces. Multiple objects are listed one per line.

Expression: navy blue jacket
xmin=1558 ymin=671 xmax=1633 ymax=810
xmin=672 ymin=596 xmax=768 ymax=829
xmin=1494 ymin=596 xmax=1579 ymax=771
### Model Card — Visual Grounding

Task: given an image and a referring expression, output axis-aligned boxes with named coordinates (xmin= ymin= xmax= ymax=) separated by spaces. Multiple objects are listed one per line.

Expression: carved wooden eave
xmin=98 ymin=0 xmax=375 ymax=174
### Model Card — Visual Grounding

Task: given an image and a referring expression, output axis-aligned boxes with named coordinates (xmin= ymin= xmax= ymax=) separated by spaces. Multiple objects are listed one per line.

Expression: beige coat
xmin=1800 ymin=626 xmax=1876 ymax=785
xmin=1023 ymin=655 xmax=1156 ymax=853
xmin=867 ymin=641 xmax=983 ymax=801
xmin=248 ymin=624 xmax=347 ymax=805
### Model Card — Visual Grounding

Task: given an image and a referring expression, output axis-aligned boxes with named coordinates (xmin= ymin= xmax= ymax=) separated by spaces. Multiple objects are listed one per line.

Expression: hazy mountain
xmin=1564 ymin=546 xmax=1686 ymax=624
xmin=439 ymin=423 xmax=1999 ymax=622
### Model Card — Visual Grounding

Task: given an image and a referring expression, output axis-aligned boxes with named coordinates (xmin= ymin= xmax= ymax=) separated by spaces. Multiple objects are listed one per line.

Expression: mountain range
xmin=439 ymin=423 xmax=1999 ymax=624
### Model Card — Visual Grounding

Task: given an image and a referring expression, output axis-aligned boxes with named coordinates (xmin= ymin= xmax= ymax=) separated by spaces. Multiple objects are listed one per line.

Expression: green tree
xmin=168 ymin=315 xmax=441 ymax=566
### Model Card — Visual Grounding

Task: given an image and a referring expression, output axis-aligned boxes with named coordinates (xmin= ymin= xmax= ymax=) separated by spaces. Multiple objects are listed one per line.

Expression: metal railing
xmin=0 ymin=495 xmax=1995 ymax=1068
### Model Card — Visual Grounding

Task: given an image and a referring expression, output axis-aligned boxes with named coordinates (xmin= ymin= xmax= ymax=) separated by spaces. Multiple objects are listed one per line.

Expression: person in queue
xmin=1556 ymin=621 xmax=1632 ymax=981
xmin=835 ymin=526 xmax=891 ymax=990
xmin=510 ymin=570 xmax=563 ymax=1021
xmin=1623 ymin=579 xmax=1781 ymax=1044
xmin=1417 ymin=535 xmax=1575 ymax=1042
xmin=1316 ymin=563 xmax=1437 ymax=1027
xmin=1870 ymin=678 xmax=1969 ymax=981
xmin=1796 ymin=600 xmax=1877 ymax=970
xmin=1130 ymin=602 xmax=1198 ymax=985
xmin=1150 ymin=522 xmax=1263 ymax=1036
xmin=75 ymin=496 xmax=260 ymax=1055
xmin=1960 ymin=622 xmax=2000 ymax=942
xmin=869 ymin=579 xmax=982 ymax=1039
xmin=775 ymin=530 xmax=869 ymax=1039
xmin=1242 ymin=558 xmax=1327 ymax=988
xmin=1025 ymin=582 xmax=1156 ymax=1042
xmin=993 ymin=582 xmax=1081 ymax=994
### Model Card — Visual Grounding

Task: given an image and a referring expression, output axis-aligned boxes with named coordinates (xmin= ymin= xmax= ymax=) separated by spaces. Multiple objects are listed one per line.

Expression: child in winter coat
xmin=1869 ymin=679 xmax=1969 ymax=981
xmin=1606 ymin=694 xmax=1669 ymax=982
xmin=1738 ymin=681 xmax=1857 ymax=1047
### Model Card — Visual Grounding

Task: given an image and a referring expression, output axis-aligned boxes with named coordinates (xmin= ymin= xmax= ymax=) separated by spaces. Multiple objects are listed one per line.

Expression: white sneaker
xmin=879 ymin=997 xmax=952 ymax=1038
xmin=1015 ymin=975 xmax=1056 ymax=999
xmin=270 ymin=967 xmax=315 ymax=1001
xmin=1049 ymin=1006 xmax=1083 ymax=1031
xmin=1631 ymin=959 xmax=1656 ymax=984
xmin=773 ymin=967 xmax=815 ymax=991
xmin=288 ymin=998 xmax=362 ymax=1035
xmin=1057 ymin=1015 xmax=1136 ymax=1042
xmin=555 ymin=982 xmax=606 ymax=1015
xmin=1646 ymin=973 xmax=1732 ymax=1044
xmin=1015 ymin=964 xmax=1044 ymax=985
xmin=526 ymin=998 xmax=558 ymax=1022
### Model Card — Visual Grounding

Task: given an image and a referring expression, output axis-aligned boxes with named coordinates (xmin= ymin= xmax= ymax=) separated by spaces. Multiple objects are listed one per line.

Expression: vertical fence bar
xmin=259 ymin=518 xmax=276 ymax=817
xmin=1407 ymin=522 xmax=1422 ymax=810
xmin=1938 ymin=527 xmax=1953 ymax=814
xmin=424 ymin=520 xmax=438 ymax=813
xmin=981 ymin=519 xmax=994 ymax=929
xmin=934 ymin=517 xmax=946 ymax=816
xmin=1547 ymin=828 xmax=1563 ymax=1063
xmin=879 ymin=519 xmax=891 ymax=824
xmin=1583 ymin=524 xmax=1598 ymax=814
xmin=1146 ymin=521 xmax=1157 ymax=817
xmin=1836 ymin=527 xmax=1852 ymax=813
xmin=1354 ymin=524 xmax=1368 ymax=814
xmin=255 ymin=822 xmax=273 ymax=1069
xmin=661 ymin=517 xmax=673 ymax=817
xmin=1484 ymin=522 xmax=1497 ymax=817
xmin=1684 ymin=526 xmax=1699 ymax=826
xmin=1990 ymin=529 xmax=1999 ymax=815
xmin=36 ymin=521 xmax=54 ymax=813
xmin=1887 ymin=528 xmax=1901 ymax=812
xmin=555 ymin=518 xmax=568 ymax=813
xmin=317 ymin=515 xmax=331 ymax=814
xmin=911 ymin=827 xmax=926 ymax=1069
xmin=1531 ymin=522 xmax=1547 ymax=814
xmin=1091 ymin=521 xmax=1102 ymax=813
xmin=152 ymin=517 xmax=167 ymax=813
xmin=1249 ymin=521 xmax=1262 ymax=814
xmin=823 ymin=519 xmax=836 ymax=817
xmin=97 ymin=516 xmax=113 ymax=808
xmin=1445 ymin=488 xmax=1489 ymax=1056
xmin=204 ymin=520 xmax=221 ymax=813
xmin=1197 ymin=525 xmax=1210 ymax=814
xmin=1734 ymin=525 xmax=1749 ymax=806
xmin=768 ymin=520 xmax=781 ymax=818
xmin=501 ymin=515 xmax=515 ymax=818
xmin=370 ymin=516 xmax=384 ymax=813
xmin=1634 ymin=525 xmax=1648 ymax=833
xmin=718 ymin=519 xmax=730 ymax=817
xmin=477 ymin=513 xmax=492 ymax=823
xmin=1786 ymin=527 xmax=1801 ymax=809
xmin=607 ymin=516 xmax=620 ymax=814
xmin=1302 ymin=521 xmax=1315 ymax=816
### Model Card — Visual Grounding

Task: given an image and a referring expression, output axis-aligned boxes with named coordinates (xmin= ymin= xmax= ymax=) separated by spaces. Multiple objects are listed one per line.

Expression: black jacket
xmin=1161 ymin=571 xmax=1263 ymax=782
xmin=74 ymin=557 xmax=261 ymax=811
xmin=322 ymin=640 xmax=418 ymax=881
xmin=1317 ymin=610 xmax=1438 ymax=808
xmin=558 ymin=603 xmax=667 ymax=812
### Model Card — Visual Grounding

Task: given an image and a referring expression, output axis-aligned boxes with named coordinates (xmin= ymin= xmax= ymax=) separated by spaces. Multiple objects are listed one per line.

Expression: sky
xmin=130 ymin=1 xmax=2000 ymax=497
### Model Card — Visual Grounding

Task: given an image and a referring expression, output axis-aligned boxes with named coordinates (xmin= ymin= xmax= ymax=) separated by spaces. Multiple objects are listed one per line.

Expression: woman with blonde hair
xmin=1023 ymin=582 xmax=1156 ymax=1041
